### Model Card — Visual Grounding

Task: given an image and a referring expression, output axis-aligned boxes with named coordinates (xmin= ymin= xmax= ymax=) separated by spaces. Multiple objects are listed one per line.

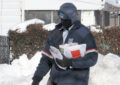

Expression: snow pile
xmin=90 ymin=26 xmax=102 ymax=33
xmin=0 ymin=52 xmax=120 ymax=85
xmin=43 ymin=23 xmax=56 ymax=31
xmin=11 ymin=19 xmax=56 ymax=32
xmin=11 ymin=19 xmax=45 ymax=33
xmin=89 ymin=53 xmax=120 ymax=85
xmin=0 ymin=52 xmax=49 ymax=85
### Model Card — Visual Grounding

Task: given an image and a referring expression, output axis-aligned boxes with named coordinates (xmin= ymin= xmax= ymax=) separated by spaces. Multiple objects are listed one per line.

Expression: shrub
xmin=9 ymin=24 xmax=50 ymax=60
xmin=9 ymin=24 xmax=120 ymax=60
xmin=92 ymin=26 xmax=120 ymax=56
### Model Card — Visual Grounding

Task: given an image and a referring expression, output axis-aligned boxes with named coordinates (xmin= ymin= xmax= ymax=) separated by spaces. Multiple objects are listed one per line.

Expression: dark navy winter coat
xmin=32 ymin=3 xmax=98 ymax=85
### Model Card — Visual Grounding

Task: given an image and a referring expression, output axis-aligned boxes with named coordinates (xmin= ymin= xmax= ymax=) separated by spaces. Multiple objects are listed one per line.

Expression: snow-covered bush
xmin=9 ymin=24 xmax=50 ymax=60
xmin=92 ymin=26 xmax=120 ymax=56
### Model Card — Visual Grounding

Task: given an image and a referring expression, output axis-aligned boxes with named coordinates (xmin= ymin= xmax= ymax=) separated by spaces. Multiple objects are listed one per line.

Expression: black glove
xmin=31 ymin=81 xmax=39 ymax=85
xmin=55 ymin=54 xmax=72 ymax=69
xmin=49 ymin=46 xmax=72 ymax=70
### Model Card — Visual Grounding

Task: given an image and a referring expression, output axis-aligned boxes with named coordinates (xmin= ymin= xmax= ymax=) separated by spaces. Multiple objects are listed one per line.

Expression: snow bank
xmin=43 ymin=23 xmax=56 ymax=31
xmin=0 ymin=52 xmax=49 ymax=85
xmin=89 ymin=53 xmax=120 ymax=85
xmin=11 ymin=19 xmax=45 ymax=33
xmin=0 ymin=52 xmax=120 ymax=85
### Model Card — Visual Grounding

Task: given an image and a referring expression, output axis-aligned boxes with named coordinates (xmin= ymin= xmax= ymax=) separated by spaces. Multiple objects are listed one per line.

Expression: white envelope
xmin=49 ymin=46 xmax=63 ymax=60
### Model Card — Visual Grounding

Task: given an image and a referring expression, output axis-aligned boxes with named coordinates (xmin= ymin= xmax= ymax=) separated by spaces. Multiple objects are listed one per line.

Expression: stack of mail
xmin=50 ymin=43 xmax=86 ymax=59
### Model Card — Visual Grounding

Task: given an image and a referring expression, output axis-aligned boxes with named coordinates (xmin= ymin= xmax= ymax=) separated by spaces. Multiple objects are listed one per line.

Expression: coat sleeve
xmin=32 ymin=34 xmax=53 ymax=83
xmin=72 ymin=32 xmax=98 ymax=69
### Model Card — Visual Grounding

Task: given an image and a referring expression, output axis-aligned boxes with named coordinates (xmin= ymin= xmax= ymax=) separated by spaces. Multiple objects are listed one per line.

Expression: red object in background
xmin=71 ymin=50 xmax=81 ymax=58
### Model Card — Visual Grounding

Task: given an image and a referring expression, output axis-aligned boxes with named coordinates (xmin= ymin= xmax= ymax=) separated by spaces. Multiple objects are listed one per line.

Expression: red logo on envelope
xmin=71 ymin=50 xmax=81 ymax=58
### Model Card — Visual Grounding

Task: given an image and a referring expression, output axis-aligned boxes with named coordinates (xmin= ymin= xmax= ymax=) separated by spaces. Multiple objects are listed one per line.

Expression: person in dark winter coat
xmin=32 ymin=3 xmax=98 ymax=85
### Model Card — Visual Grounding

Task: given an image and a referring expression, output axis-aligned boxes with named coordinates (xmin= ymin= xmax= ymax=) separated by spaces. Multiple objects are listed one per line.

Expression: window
xmin=25 ymin=10 xmax=51 ymax=24
xmin=25 ymin=10 xmax=81 ymax=24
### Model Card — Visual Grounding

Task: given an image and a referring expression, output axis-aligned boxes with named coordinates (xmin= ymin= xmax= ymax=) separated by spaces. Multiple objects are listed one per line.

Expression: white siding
xmin=24 ymin=0 xmax=103 ymax=10
xmin=81 ymin=11 xmax=96 ymax=26
xmin=1 ymin=9 xmax=21 ymax=16
xmin=0 ymin=0 xmax=22 ymax=36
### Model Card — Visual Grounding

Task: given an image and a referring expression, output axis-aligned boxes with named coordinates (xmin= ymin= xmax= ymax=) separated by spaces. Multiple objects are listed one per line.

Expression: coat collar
xmin=55 ymin=20 xmax=81 ymax=31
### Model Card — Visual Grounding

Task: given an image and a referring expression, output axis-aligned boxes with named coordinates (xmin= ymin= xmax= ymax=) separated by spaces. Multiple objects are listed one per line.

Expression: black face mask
xmin=61 ymin=19 xmax=72 ymax=29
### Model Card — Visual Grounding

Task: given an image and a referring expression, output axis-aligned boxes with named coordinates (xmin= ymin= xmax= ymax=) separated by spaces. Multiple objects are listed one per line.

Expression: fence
xmin=0 ymin=36 xmax=10 ymax=64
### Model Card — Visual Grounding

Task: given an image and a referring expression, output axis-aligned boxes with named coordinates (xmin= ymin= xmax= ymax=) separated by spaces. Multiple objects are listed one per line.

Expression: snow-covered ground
xmin=0 ymin=52 xmax=49 ymax=85
xmin=0 ymin=52 xmax=120 ymax=85
xmin=89 ymin=53 xmax=120 ymax=85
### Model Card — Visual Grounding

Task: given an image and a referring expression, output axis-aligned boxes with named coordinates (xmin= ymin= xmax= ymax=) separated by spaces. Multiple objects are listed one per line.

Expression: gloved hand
xmin=50 ymin=46 xmax=72 ymax=70
xmin=55 ymin=54 xmax=72 ymax=69
xmin=31 ymin=81 xmax=39 ymax=85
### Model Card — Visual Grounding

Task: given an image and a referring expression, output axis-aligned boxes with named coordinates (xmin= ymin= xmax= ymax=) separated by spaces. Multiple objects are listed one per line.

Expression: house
xmin=0 ymin=0 xmax=120 ymax=36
